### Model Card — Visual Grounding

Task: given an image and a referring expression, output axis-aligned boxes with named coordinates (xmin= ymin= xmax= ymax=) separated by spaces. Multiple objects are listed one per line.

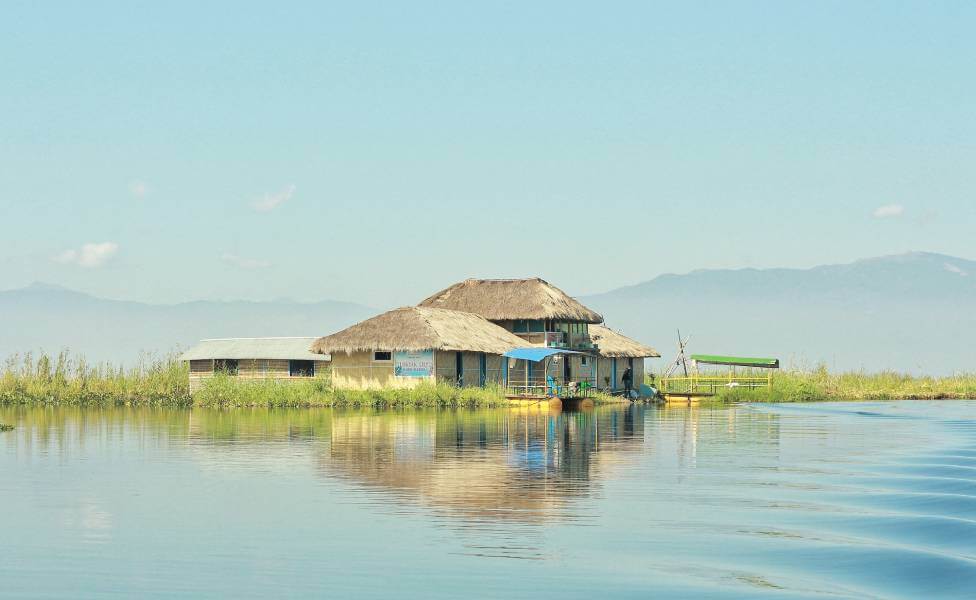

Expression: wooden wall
xmin=330 ymin=350 xmax=509 ymax=390
xmin=187 ymin=358 xmax=329 ymax=392
xmin=330 ymin=351 xmax=432 ymax=390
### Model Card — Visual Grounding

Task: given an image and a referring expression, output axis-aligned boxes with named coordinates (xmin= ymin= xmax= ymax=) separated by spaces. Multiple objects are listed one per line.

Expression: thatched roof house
xmin=418 ymin=278 xmax=603 ymax=324
xmin=311 ymin=307 xmax=528 ymax=390
xmin=588 ymin=325 xmax=660 ymax=358
xmin=311 ymin=306 xmax=526 ymax=355
xmin=309 ymin=278 xmax=659 ymax=394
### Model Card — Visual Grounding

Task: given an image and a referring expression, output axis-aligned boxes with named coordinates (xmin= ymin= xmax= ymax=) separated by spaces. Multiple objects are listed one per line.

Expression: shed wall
xmin=187 ymin=358 xmax=329 ymax=392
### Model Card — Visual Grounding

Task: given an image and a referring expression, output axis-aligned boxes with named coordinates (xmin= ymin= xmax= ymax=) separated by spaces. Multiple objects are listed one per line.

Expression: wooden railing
xmin=660 ymin=372 xmax=773 ymax=395
xmin=506 ymin=376 xmax=600 ymax=398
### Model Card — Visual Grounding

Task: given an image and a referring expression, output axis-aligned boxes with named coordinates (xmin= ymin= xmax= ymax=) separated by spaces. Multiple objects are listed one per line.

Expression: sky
xmin=1 ymin=1 xmax=974 ymax=308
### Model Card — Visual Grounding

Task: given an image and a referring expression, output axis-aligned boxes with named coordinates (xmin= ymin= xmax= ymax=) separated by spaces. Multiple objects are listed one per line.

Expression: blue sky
xmin=2 ymin=1 xmax=974 ymax=307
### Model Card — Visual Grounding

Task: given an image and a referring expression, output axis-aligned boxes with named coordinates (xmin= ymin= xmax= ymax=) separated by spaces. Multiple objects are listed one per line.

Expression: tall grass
xmin=9 ymin=353 xmax=971 ymax=408
xmin=0 ymin=352 xmax=579 ymax=408
xmin=704 ymin=365 xmax=976 ymax=402
xmin=1 ymin=351 xmax=190 ymax=406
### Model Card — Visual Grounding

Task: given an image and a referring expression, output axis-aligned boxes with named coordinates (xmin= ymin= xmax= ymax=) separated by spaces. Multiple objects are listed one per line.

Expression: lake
xmin=3 ymin=400 xmax=976 ymax=599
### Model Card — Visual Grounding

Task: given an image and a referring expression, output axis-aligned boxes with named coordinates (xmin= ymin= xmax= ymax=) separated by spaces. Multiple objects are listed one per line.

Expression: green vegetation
xmin=7 ymin=353 xmax=970 ymax=408
xmin=0 ymin=423 xmax=13 ymax=432
xmin=1 ymin=351 xmax=191 ymax=406
xmin=1 ymin=352 xmax=621 ymax=408
xmin=697 ymin=366 xmax=976 ymax=402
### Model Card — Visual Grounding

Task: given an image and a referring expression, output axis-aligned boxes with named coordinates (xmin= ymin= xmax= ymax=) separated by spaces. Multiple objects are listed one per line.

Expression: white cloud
xmin=872 ymin=204 xmax=905 ymax=218
xmin=129 ymin=180 xmax=149 ymax=199
xmin=54 ymin=242 xmax=119 ymax=268
xmin=221 ymin=253 xmax=271 ymax=269
xmin=251 ymin=184 xmax=295 ymax=212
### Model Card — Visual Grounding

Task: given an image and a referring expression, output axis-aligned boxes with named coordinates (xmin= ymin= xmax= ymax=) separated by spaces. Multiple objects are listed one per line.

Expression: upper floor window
xmin=513 ymin=319 xmax=545 ymax=333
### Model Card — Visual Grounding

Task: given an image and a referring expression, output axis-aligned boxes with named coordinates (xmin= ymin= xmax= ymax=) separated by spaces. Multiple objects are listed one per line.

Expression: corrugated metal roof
xmin=180 ymin=337 xmax=330 ymax=361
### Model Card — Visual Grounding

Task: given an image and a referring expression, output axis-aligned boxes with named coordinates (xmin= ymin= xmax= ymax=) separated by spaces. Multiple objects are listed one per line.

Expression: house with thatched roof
xmin=310 ymin=278 xmax=660 ymax=395
xmin=588 ymin=324 xmax=660 ymax=391
xmin=180 ymin=337 xmax=330 ymax=392
xmin=418 ymin=278 xmax=658 ymax=393
xmin=311 ymin=306 xmax=527 ymax=389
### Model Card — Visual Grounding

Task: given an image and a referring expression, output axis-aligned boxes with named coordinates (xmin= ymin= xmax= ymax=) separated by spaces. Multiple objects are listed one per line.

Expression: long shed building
xmin=181 ymin=337 xmax=330 ymax=392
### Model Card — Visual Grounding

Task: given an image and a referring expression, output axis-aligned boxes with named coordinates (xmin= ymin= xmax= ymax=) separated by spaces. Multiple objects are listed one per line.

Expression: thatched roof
xmin=418 ymin=278 xmax=603 ymax=324
xmin=180 ymin=337 xmax=329 ymax=361
xmin=311 ymin=306 xmax=528 ymax=356
xmin=589 ymin=325 xmax=660 ymax=358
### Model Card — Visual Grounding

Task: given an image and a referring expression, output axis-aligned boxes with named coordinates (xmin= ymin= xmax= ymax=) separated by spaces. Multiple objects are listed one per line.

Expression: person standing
xmin=622 ymin=366 xmax=634 ymax=397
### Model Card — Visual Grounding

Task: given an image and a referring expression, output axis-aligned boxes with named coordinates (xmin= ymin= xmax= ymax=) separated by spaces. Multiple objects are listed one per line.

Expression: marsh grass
xmin=703 ymin=365 xmax=976 ymax=403
xmin=9 ymin=352 xmax=969 ymax=408
xmin=2 ymin=352 xmax=614 ymax=408
xmin=1 ymin=351 xmax=191 ymax=406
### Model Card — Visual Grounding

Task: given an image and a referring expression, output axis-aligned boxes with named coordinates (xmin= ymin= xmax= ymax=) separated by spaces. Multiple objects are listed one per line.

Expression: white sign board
xmin=394 ymin=350 xmax=434 ymax=377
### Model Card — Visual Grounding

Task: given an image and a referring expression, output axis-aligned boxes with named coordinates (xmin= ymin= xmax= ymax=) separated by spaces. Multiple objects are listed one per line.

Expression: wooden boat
xmin=658 ymin=332 xmax=779 ymax=403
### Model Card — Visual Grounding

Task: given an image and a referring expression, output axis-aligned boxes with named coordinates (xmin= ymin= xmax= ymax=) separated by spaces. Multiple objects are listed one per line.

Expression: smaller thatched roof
xmin=418 ymin=278 xmax=603 ymax=324
xmin=180 ymin=337 xmax=329 ymax=361
xmin=589 ymin=325 xmax=660 ymax=358
xmin=311 ymin=306 xmax=528 ymax=356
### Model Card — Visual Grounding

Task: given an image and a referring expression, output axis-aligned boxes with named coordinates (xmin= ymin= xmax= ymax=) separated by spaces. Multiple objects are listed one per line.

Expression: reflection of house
xmin=310 ymin=307 xmax=527 ymax=389
xmin=180 ymin=337 xmax=330 ymax=392
xmin=314 ymin=277 xmax=659 ymax=392
xmin=323 ymin=406 xmax=645 ymax=522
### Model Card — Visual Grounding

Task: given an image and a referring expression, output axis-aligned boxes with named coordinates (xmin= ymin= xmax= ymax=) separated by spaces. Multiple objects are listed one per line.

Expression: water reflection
xmin=7 ymin=402 xmax=976 ymax=597
xmin=322 ymin=406 xmax=646 ymax=523
xmin=3 ymin=403 xmax=787 ymax=526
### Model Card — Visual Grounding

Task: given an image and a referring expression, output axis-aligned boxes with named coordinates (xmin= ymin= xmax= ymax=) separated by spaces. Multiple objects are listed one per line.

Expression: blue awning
xmin=503 ymin=347 xmax=585 ymax=362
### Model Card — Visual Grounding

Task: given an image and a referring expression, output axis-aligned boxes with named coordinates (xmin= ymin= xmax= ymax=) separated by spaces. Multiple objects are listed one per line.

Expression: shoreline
xmin=3 ymin=353 xmax=974 ymax=408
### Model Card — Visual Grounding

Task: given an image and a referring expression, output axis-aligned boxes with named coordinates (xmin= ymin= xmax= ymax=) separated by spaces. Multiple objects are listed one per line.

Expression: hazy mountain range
xmin=582 ymin=252 xmax=975 ymax=374
xmin=0 ymin=283 xmax=374 ymax=366
xmin=2 ymin=252 xmax=973 ymax=373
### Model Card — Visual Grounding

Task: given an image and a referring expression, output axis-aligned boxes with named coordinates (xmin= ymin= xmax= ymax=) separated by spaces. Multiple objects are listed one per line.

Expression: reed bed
xmin=8 ymin=353 xmax=970 ymax=408
xmin=0 ymin=352 xmax=578 ymax=408
xmin=1 ymin=351 xmax=191 ymax=406
xmin=706 ymin=366 xmax=976 ymax=403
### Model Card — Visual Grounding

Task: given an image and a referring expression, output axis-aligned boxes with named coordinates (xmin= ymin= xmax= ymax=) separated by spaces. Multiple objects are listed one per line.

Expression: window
xmin=373 ymin=351 xmax=392 ymax=362
xmin=214 ymin=359 xmax=239 ymax=375
xmin=513 ymin=319 xmax=545 ymax=333
xmin=289 ymin=360 xmax=314 ymax=377
xmin=581 ymin=356 xmax=588 ymax=366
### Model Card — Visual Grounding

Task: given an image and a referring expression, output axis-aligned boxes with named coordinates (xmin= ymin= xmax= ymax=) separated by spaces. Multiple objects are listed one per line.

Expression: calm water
xmin=3 ymin=401 xmax=976 ymax=599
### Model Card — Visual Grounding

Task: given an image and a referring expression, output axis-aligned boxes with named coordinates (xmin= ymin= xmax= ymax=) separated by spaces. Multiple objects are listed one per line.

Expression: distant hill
xmin=581 ymin=252 xmax=976 ymax=375
xmin=0 ymin=283 xmax=376 ymax=366
xmin=4 ymin=252 xmax=974 ymax=374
